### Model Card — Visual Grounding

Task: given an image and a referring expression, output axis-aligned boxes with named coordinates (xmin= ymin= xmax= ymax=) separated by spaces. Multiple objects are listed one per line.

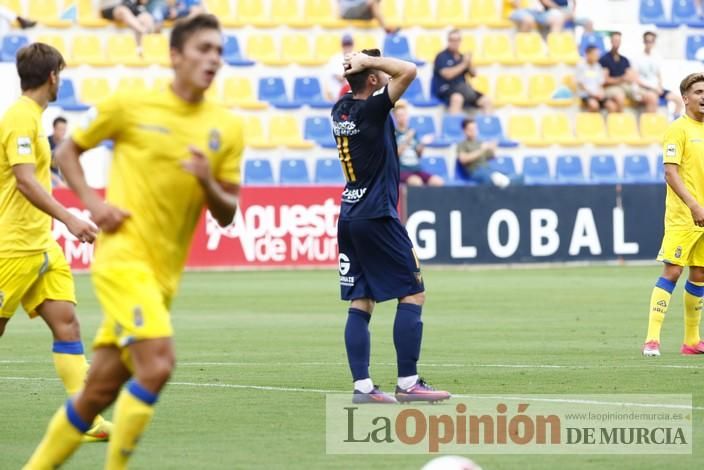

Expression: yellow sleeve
xmin=2 ymin=110 xmax=38 ymax=167
xmin=215 ymin=116 xmax=244 ymax=186
xmin=663 ymin=124 xmax=685 ymax=166
xmin=72 ymin=92 xmax=125 ymax=150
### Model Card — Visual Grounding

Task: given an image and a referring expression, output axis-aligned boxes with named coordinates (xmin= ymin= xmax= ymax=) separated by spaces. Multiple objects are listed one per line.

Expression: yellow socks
xmin=23 ymin=401 xmax=87 ymax=470
xmin=683 ymin=281 xmax=704 ymax=346
xmin=646 ymin=277 xmax=675 ymax=342
xmin=105 ymin=380 xmax=158 ymax=470
xmin=52 ymin=341 xmax=89 ymax=396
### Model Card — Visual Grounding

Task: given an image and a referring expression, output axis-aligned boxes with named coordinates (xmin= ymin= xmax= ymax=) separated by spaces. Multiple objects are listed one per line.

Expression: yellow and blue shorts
xmin=0 ymin=242 xmax=76 ymax=319
xmin=91 ymin=263 xmax=173 ymax=353
xmin=657 ymin=230 xmax=704 ymax=267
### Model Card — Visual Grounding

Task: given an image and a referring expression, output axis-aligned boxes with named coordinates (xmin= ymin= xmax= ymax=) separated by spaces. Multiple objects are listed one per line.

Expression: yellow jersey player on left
xmin=0 ymin=43 xmax=112 ymax=440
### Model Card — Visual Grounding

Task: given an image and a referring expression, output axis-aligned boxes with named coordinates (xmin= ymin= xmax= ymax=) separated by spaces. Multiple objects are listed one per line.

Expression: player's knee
xmin=663 ymin=264 xmax=684 ymax=281
xmin=401 ymin=291 xmax=426 ymax=306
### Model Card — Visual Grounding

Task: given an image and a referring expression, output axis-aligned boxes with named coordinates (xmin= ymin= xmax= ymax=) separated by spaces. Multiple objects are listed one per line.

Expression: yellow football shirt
xmin=72 ymin=86 xmax=243 ymax=297
xmin=662 ymin=114 xmax=704 ymax=231
xmin=0 ymin=96 xmax=53 ymax=257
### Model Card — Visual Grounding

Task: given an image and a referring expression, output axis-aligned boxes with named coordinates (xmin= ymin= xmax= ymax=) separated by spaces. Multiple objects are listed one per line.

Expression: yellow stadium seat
xmin=640 ymin=112 xmax=668 ymax=144
xmin=468 ymin=0 xmax=512 ymax=28
xmin=72 ymin=34 xmax=109 ymax=67
xmin=607 ymin=113 xmax=647 ymax=146
xmin=494 ymin=74 xmax=531 ymax=107
xmin=117 ymin=77 xmax=147 ymax=93
xmin=29 ymin=0 xmax=71 ymax=27
xmin=470 ymin=75 xmax=490 ymax=96
xmin=35 ymin=34 xmax=69 ymax=62
xmin=243 ymin=116 xmax=275 ymax=149
xmin=403 ymin=0 xmax=438 ymax=28
xmin=415 ymin=34 xmax=443 ymax=64
xmin=541 ymin=113 xmax=581 ymax=146
xmin=222 ymin=77 xmax=268 ymax=109
xmin=515 ymin=32 xmax=555 ymax=65
xmin=0 ymin=0 xmax=22 ymax=15
xmin=436 ymin=0 xmax=471 ymax=27
xmin=314 ymin=33 xmax=342 ymax=62
xmin=235 ymin=0 xmax=273 ymax=27
xmin=247 ymin=35 xmax=287 ymax=66
xmin=80 ymin=78 xmax=111 ymax=105
xmin=575 ymin=112 xmax=614 ymax=146
xmin=269 ymin=115 xmax=314 ymax=149
xmin=142 ymin=34 xmax=169 ymax=66
xmin=527 ymin=74 xmax=574 ymax=107
xmin=380 ymin=0 xmax=402 ymax=27
xmin=204 ymin=0 xmax=237 ymax=26
xmin=281 ymin=34 xmax=325 ymax=66
xmin=480 ymin=33 xmax=517 ymax=65
xmin=507 ymin=115 xmax=545 ymax=146
xmin=301 ymin=0 xmax=345 ymax=28
xmin=77 ymin=0 xmax=110 ymax=27
xmin=460 ymin=34 xmax=477 ymax=54
xmin=106 ymin=34 xmax=142 ymax=66
xmin=353 ymin=33 xmax=378 ymax=51
xmin=547 ymin=32 xmax=580 ymax=65
xmin=272 ymin=0 xmax=307 ymax=27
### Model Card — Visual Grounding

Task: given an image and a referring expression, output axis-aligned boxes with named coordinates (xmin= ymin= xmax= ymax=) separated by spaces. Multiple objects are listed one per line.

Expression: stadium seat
xmin=480 ymin=33 xmax=518 ymax=65
xmin=547 ymin=32 xmax=580 ymax=64
xmin=494 ymin=74 xmax=530 ymax=107
xmin=243 ymin=116 xmax=275 ymax=149
xmin=403 ymin=0 xmax=437 ymax=28
xmin=204 ymin=0 xmax=237 ymax=26
xmin=507 ymin=115 xmax=544 ymax=146
xmin=282 ymin=34 xmax=325 ymax=66
xmin=235 ymin=0 xmax=273 ymax=27
xmin=606 ymin=113 xmax=647 ymax=146
xmin=686 ymin=35 xmax=704 ymax=61
xmin=222 ymin=77 xmax=268 ymax=109
xmin=522 ymin=156 xmax=552 ymax=185
xmin=575 ymin=112 xmax=614 ymax=146
xmin=414 ymin=34 xmax=443 ymax=64
xmin=77 ymin=0 xmax=110 ymax=27
xmin=439 ymin=114 xmax=466 ymax=145
xmin=279 ymin=158 xmax=311 ymax=185
xmin=223 ymin=35 xmax=255 ymax=66
xmin=460 ymin=34 xmax=478 ymax=55
xmin=488 ymin=156 xmax=517 ymax=178
xmin=53 ymin=79 xmax=89 ymax=111
xmin=304 ymin=116 xmax=337 ymax=148
xmin=35 ymin=34 xmax=69 ymax=61
xmin=578 ymin=31 xmax=606 ymax=56
xmin=656 ymin=154 xmax=665 ymax=181
xmin=106 ymin=34 xmax=142 ymax=66
xmin=353 ymin=33 xmax=378 ymax=51
xmin=244 ymin=159 xmax=275 ymax=185
xmin=116 ymin=77 xmax=147 ymax=93
xmin=247 ymin=35 xmax=287 ymax=66
xmin=302 ymin=0 xmax=345 ymax=28
xmin=141 ymin=34 xmax=169 ymax=66
xmin=409 ymin=115 xmax=437 ymax=141
xmin=468 ymin=0 xmax=512 ymax=28
xmin=672 ymin=0 xmax=704 ymax=27
xmin=258 ymin=77 xmax=302 ymax=109
xmin=1 ymin=34 xmax=28 ymax=62
xmin=384 ymin=33 xmax=424 ymax=65
xmin=528 ymin=74 xmax=574 ymax=107
xmin=72 ymin=34 xmax=109 ymax=67
xmin=436 ymin=0 xmax=471 ymax=28
xmin=80 ymin=78 xmax=111 ymax=105
xmin=623 ymin=155 xmax=654 ymax=183
xmin=515 ymin=32 xmax=555 ymax=65
xmin=421 ymin=156 xmax=450 ymax=180
xmin=476 ymin=115 xmax=518 ymax=148
xmin=294 ymin=77 xmax=332 ymax=108
xmin=589 ymin=155 xmax=620 ymax=184
xmin=29 ymin=0 xmax=71 ymax=27
xmin=556 ymin=155 xmax=586 ymax=184
xmin=405 ymin=78 xmax=441 ymax=107
xmin=470 ymin=75 xmax=490 ymax=96
xmin=271 ymin=0 xmax=307 ymax=27
xmin=379 ymin=0 xmax=402 ymax=27
xmin=314 ymin=157 xmax=345 ymax=184
xmin=269 ymin=115 xmax=315 ymax=149
xmin=315 ymin=33 xmax=342 ymax=62
xmin=541 ymin=113 xmax=581 ymax=146
xmin=639 ymin=0 xmax=677 ymax=26
xmin=640 ymin=113 xmax=668 ymax=144
xmin=0 ymin=0 xmax=22 ymax=14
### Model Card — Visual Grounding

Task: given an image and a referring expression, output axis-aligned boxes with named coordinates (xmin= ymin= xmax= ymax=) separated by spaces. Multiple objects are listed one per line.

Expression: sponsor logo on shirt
xmin=665 ymin=144 xmax=676 ymax=157
xmin=16 ymin=136 xmax=31 ymax=155
xmin=342 ymin=187 xmax=367 ymax=204
xmin=209 ymin=128 xmax=221 ymax=151
xmin=137 ymin=124 xmax=171 ymax=134
xmin=333 ymin=120 xmax=360 ymax=137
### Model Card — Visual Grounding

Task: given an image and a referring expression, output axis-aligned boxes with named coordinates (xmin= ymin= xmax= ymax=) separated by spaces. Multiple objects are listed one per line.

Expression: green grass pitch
xmin=1 ymin=265 xmax=703 ymax=469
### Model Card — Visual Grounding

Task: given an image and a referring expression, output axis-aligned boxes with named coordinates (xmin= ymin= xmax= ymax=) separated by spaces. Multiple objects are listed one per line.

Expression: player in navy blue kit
xmin=332 ymin=49 xmax=451 ymax=404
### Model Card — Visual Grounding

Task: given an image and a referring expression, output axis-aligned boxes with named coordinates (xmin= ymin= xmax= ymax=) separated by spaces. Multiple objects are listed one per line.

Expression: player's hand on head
xmin=343 ymin=52 xmax=368 ymax=76
xmin=89 ymin=200 xmax=131 ymax=233
xmin=182 ymin=146 xmax=213 ymax=185
xmin=66 ymin=214 xmax=99 ymax=244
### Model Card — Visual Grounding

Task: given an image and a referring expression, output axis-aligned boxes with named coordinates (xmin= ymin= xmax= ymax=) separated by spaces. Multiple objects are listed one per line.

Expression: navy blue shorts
xmin=337 ymin=217 xmax=424 ymax=302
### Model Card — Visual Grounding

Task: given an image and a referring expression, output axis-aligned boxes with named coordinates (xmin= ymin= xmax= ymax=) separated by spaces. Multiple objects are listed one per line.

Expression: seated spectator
xmin=149 ymin=0 xmax=204 ymax=31
xmin=49 ymin=116 xmax=67 ymax=188
xmin=504 ymin=0 xmax=544 ymax=32
xmin=634 ymin=31 xmax=683 ymax=116
xmin=599 ymin=32 xmax=657 ymax=112
xmin=100 ymin=0 xmax=155 ymax=45
xmin=576 ymin=45 xmax=617 ymax=112
xmin=393 ymin=101 xmax=444 ymax=187
xmin=324 ymin=33 xmax=355 ymax=101
xmin=338 ymin=0 xmax=397 ymax=34
xmin=431 ymin=29 xmax=491 ymax=115
xmin=0 ymin=5 xmax=35 ymax=36
xmin=538 ymin=0 xmax=593 ymax=32
xmin=457 ymin=118 xmax=511 ymax=188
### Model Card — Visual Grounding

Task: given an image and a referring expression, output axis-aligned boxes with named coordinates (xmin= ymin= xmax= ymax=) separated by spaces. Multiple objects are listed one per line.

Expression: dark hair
xmin=680 ymin=73 xmax=704 ymax=96
xmin=16 ymin=43 xmax=65 ymax=91
xmin=170 ymin=13 xmax=221 ymax=51
xmin=53 ymin=116 xmax=67 ymax=127
xmin=610 ymin=31 xmax=622 ymax=37
xmin=585 ymin=45 xmax=598 ymax=53
xmin=643 ymin=31 xmax=656 ymax=41
xmin=461 ymin=118 xmax=475 ymax=129
xmin=346 ymin=48 xmax=381 ymax=95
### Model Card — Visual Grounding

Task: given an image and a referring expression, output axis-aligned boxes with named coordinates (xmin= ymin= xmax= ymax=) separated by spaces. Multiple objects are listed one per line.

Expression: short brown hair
xmin=346 ymin=48 xmax=381 ymax=95
xmin=170 ymin=13 xmax=221 ymax=51
xmin=16 ymin=43 xmax=65 ymax=91
xmin=680 ymin=73 xmax=704 ymax=96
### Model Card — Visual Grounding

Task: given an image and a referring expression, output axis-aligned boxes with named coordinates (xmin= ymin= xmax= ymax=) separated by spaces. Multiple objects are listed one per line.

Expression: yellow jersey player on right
xmin=24 ymin=14 xmax=243 ymax=470
xmin=643 ymin=73 xmax=704 ymax=357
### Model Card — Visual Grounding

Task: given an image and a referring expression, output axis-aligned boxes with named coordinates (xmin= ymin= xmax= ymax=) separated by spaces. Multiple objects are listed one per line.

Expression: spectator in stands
xmin=324 ymin=33 xmax=355 ymax=101
xmin=149 ymin=0 xmax=204 ymax=31
xmin=504 ymin=0 xmax=553 ymax=32
xmin=49 ymin=116 xmax=67 ymax=188
xmin=393 ymin=101 xmax=444 ymax=187
xmin=0 ymin=5 xmax=35 ymax=36
xmin=576 ymin=45 xmax=617 ymax=112
xmin=456 ymin=118 xmax=511 ymax=188
xmin=100 ymin=0 xmax=155 ymax=45
xmin=599 ymin=32 xmax=657 ymax=112
xmin=538 ymin=0 xmax=593 ymax=32
xmin=635 ymin=31 xmax=683 ymax=117
xmin=432 ymin=29 xmax=491 ymax=115
xmin=338 ymin=0 xmax=397 ymax=34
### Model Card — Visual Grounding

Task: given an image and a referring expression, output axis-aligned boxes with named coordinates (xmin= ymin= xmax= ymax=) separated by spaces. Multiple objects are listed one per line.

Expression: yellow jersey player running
xmin=24 ymin=14 xmax=242 ymax=469
xmin=643 ymin=73 xmax=704 ymax=357
xmin=0 ymin=43 xmax=111 ymax=442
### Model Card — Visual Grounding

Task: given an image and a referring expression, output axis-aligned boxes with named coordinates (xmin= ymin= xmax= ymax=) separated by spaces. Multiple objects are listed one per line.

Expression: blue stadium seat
xmin=314 ymin=157 xmax=345 ymax=184
xmin=488 ymin=156 xmax=517 ymax=178
xmin=686 ymin=35 xmax=704 ymax=61
xmin=623 ymin=155 xmax=653 ymax=183
xmin=476 ymin=115 xmax=518 ymax=148
xmin=304 ymin=117 xmax=337 ymax=148
xmin=556 ymin=155 xmax=586 ymax=184
xmin=589 ymin=155 xmax=620 ymax=184
xmin=639 ymin=0 xmax=676 ymax=27
xmin=409 ymin=115 xmax=436 ymax=140
xmin=2 ymin=34 xmax=29 ymax=62
xmin=258 ymin=77 xmax=302 ymax=109
xmin=523 ymin=156 xmax=552 ymax=185
xmin=578 ymin=31 xmax=606 ymax=56
xmin=672 ymin=0 xmax=704 ymax=27
xmin=279 ymin=158 xmax=310 ymax=185
xmin=405 ymin=78 xmax=442 ymax=108
xmin=293 ymin=77 xmax=332 ymax=109
xmin=656 ymin=153 xmax=665 ymax=181
xmin=439 ymin=115 xmax=465 ymax=145
xmin=244 ymin=159 xmax=275 ymax=185
xmin=223 ymin=35 xmax=255 ymax=66
xmin=452 ymin=159 xmax=478 ymax=186
xmin=383 ymin=34 xmax=424 ymax=65
xmin=52 ymin=79 xmax=90 ymax=111
xmin=420 ymin=156 xmax=449 ymax=180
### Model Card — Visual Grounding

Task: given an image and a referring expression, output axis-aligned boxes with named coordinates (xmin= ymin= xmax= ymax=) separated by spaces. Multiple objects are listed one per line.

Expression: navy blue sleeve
xmin=433 ymin=52 xmax=444 ymax=76
xmin=598 ymin=54 xmax=607 ymax=68
xmin=622 ymin=56 xmax=631 ymax=68
xmin=363 ymin=86 xmax=393 ymax=124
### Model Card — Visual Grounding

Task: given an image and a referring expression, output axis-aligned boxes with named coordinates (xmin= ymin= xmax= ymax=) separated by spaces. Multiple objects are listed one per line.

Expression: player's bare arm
xmin=182 ymin=146 xmax=239 ymax=227
xmin=344 ymin=52 xmax=417 ymax=103
xmin=56 ymin=138 xmax=131 ymax=233
xmin=664 ymin=163 xmax=704 ymax=226
xmin=12 ymin=163 xmax=97 ymax=243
